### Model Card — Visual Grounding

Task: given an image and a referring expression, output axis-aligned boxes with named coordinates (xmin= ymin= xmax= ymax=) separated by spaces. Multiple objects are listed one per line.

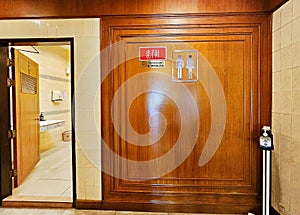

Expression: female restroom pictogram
xmin=172 ymin=50 xmax=198 ymax=82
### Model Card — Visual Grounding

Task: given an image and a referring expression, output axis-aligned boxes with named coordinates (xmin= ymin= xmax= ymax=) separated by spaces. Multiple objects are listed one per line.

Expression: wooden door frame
xmin=0 ymin=38 xmax=76 ymax=207
xmin=0 ymin=42 xmax=12 ymax=202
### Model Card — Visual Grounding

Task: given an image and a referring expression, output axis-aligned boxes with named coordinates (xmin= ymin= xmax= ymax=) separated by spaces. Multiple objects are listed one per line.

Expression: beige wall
xmin=272 ymin=0 xmax=300 ymax=214
xmin=0 ymin=19 xmax=101 ymax=200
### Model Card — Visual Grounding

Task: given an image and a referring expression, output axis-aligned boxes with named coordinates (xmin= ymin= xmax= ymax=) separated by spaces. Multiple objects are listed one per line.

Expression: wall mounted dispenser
xmin=51 ymin=90 xmax=62 ymax=102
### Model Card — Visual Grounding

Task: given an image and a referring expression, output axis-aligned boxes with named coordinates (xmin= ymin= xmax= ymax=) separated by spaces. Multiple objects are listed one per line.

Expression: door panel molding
xmin=101 ymin=15 xmax=271 ymax=214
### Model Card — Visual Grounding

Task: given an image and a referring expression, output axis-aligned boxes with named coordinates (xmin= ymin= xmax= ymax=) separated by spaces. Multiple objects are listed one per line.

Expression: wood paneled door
xmin=13 ymin=49 xmax=40 ymax=187
xmin=101 ymin=14 xmax=271 ymax=214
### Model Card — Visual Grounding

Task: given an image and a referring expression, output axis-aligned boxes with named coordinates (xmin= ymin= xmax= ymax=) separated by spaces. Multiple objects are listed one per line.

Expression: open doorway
xmin=0 ymin=38 xmax=75 ymax=207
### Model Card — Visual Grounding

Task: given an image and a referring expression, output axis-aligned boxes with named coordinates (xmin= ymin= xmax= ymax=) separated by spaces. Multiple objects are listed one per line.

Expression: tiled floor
xmin=10 ymin=142 xmax=72 ymax=201
xmin=0 ymin=208 xmax=243 ymax=215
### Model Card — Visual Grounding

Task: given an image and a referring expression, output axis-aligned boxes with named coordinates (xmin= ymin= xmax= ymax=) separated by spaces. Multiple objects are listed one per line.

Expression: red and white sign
xmin=139 ymin=46 xmax=167 ymax=61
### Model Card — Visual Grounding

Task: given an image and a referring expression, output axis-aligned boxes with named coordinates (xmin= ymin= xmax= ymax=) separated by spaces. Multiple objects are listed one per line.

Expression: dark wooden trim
xmin=0 ymin=42 xmax=12 ymax=202
xmin=76 ymin=200 xmax=261 ymax=214
xmin=0 ymin=0 xmax=289 ymax=19
xmin=0 ymin=38 xmax=73 ymax=46
xmin=1 ymin=200 xmax=72 ymax=208
xmin=69 ymin=37 xmax=77 ymax=209
xmin=8 ymin=199 xmax=279 ymax=214
xmin=75 ymin=200 xmax=102 ymax=209
xmin=269 ymin=0 xmax=289 ymax=12
xmin=101 ymin=201 xmax=245 ymax=214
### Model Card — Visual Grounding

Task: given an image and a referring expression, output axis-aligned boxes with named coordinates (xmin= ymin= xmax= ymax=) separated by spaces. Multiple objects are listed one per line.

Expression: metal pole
xmin=259 ymin=126 xmax=273 ymax=215
xmin=263 ymin=150 xmax=271 ymax=215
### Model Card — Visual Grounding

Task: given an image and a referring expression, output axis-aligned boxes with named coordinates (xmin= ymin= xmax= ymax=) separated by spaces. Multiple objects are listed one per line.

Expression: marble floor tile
xmin=13 ymin=142 xmax=72 ymax=199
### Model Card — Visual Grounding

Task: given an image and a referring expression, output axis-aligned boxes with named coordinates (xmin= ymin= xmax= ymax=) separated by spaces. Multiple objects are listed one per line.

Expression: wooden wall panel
xmin=101 ymin=14 xmax=272 ymax=214
xmin=0 ymin=0 xmax=288 ymax=19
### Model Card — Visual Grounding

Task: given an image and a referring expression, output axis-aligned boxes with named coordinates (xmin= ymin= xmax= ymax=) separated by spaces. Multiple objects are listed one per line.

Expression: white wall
xmin=0 ymin=19 xmax=102 ymax=200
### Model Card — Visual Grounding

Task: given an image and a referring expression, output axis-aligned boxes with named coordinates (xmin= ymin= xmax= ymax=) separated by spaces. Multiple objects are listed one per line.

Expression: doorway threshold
xmin=2 ymin=195 xmax=72 ymax=208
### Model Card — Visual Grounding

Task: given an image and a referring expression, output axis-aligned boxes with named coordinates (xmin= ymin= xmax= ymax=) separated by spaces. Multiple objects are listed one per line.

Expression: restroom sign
xmin=139 ymin=46 xmax=167 ymax=61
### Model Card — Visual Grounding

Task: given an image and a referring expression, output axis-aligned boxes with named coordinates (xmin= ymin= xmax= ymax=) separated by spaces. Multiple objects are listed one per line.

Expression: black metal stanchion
xmin=259 ymin=126 xmax=274 ymax=215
